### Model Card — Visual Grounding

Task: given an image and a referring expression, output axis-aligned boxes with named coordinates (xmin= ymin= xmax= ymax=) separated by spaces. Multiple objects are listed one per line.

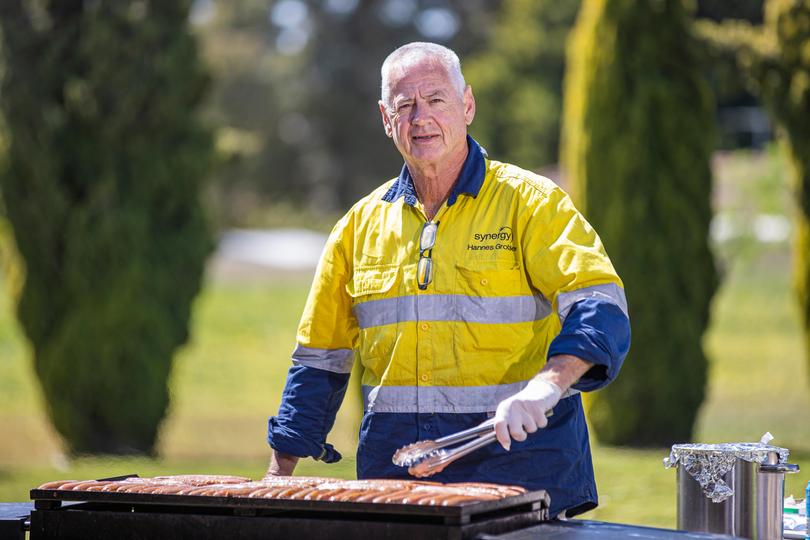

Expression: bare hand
xmin=265 ymin=450 xmax=299 ymax=478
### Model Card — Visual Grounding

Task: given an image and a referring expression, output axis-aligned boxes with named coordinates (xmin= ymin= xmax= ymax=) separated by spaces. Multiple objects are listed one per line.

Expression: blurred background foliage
xmin=0 ymin=0 xmax=809 ymax=524
xmin=198 ymin=0 xmax=780 ymax=226
xmin=201 ymin=0 xmax=499 ymax=225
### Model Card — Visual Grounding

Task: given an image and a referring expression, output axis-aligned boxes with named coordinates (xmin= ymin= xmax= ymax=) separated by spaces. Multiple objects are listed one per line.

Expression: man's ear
xmin=379 ymin=101 xmax=393 ymax=138
xmin=463 ymin=85 xmax=476 ymax=126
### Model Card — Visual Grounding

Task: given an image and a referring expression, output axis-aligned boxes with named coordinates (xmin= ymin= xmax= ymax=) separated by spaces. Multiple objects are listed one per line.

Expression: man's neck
xmin=408 ymin=146 xmax=468 ymax=220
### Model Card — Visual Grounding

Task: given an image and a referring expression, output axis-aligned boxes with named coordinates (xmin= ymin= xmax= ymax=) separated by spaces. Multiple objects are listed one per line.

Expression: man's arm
xmin=265 ymin=214 xmax=357 ymax=478
xmin=265 ymin=364 xmax=352 ymax=475
xmin=266 ymin=449 xmax=300 ymax=477
xmin=493 ymin=296 xmax=630 ymax=450
xmin=538 ymin=353 xmax=593 ymax=390
xmin=493 ymin=354 xmax=592 ymax=450
xmin=494 ymin=184 xmax=630 ymax=450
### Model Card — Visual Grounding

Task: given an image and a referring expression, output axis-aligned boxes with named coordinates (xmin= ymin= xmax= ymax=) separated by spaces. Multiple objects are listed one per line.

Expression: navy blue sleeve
xmin=546 ymin=298 xmax=631 ymax=392
xmin=267 ymin=364 xmax=351 ymax=463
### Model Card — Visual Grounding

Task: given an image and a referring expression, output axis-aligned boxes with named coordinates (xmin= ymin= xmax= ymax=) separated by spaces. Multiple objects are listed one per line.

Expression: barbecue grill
xmin=8 ymin=475 xmax=748 ymax=539
xmin=27 ymin=475 xmax=549 ymax=540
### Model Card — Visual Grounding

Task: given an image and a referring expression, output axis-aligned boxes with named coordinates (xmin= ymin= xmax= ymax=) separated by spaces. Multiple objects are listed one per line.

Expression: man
xmin=266 ymin=42 xmax=630 ymax=518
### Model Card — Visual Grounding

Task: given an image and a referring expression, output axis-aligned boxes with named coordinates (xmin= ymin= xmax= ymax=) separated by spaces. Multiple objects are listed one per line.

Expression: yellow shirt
xmin=293 ymin=156 xmax=626 ymax=414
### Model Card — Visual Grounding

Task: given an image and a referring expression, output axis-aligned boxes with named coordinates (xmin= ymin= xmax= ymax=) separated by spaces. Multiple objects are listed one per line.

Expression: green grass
xmin=1 ymin=148 xmax=809 ymax=531
xmin=586 ymin=247 xmax=810 ymax=526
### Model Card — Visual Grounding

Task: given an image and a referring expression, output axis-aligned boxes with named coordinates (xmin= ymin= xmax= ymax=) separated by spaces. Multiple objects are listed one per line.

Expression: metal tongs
xmin=392 ymin=419 xmax=497 ymax=478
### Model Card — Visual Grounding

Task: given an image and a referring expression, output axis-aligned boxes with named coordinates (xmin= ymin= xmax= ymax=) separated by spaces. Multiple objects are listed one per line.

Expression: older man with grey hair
xmin=266 ymin=41 xmax=630 ymax=518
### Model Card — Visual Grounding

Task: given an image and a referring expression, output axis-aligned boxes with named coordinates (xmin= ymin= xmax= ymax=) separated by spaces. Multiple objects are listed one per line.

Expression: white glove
xmin=493 ymin=378 xmax=563 ymax=451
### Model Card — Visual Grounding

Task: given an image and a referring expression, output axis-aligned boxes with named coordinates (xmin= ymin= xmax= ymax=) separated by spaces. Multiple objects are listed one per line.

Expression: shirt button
xmin=420 ymin=322 xmax=429 ymax=330
xmin=480 ymin=278 xmax=488 ymax=285
xmin=424 ymin=424 xmax=431 ymax=431
xmin=420 ymin=373 xmax=429 ymax=382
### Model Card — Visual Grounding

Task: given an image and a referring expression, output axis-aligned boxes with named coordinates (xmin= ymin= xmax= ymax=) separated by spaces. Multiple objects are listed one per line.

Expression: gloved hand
xmin=493 ymin=377 xmax=563 ymax=451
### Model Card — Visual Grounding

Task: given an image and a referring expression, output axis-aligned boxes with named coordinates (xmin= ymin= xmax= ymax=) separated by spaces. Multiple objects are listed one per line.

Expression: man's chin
xmin=407 ymin=147 xmax=445 ymax=165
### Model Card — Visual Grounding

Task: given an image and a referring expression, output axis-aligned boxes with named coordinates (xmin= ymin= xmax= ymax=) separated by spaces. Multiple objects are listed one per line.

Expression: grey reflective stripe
xmin=352 ymin=294 xmax=552 ymax=330
xmin=557 ymin=283 xmax=628 ymax=323
xmin=362 ymin=383 xmax=580 ymax=413
xmin=291 ymin=345 xmax=354 ymax=374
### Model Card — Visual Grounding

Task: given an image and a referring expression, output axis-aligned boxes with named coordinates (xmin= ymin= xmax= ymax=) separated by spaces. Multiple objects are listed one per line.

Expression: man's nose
xmin=410 ymin=102 xmax=428 ymax=125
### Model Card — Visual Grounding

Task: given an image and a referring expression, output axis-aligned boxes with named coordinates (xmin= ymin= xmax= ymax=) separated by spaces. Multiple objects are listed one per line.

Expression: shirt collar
xmin=382 ymin=135 xmax=487 ymax=207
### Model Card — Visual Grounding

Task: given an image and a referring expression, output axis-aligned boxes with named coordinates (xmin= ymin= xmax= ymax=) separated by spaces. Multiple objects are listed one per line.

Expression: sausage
xmin=69 ymin=481 xmax=106 ymax=491
xmin=370 ymin=489 xmax=414 ymax=504
xmin=210 ymin=486 xmax=256 ymax=497
xmin=83 ymin=483 xmax=116 ymax=492
xmin=305 ymin=488 xmax=346 ymax=501
xmin=121 ymin=484 xmax=158 ymax=493
xmin=34 ymin=474 xmax=524 ymax=505
xmin=151 ymin=485 xmax=188 ymax=495
xmin=151 ymin=475 xmax=251 ymax=486
xmin=247 ymin=487 xmax=279 ymax=498
xmin=286 ymin=487 xmax=320 ymax=500
xmin=329 ymin=489 xmax=371 ymax=502
xmin=54 ymin=481 xmax=90 ymax=490
xmin=450 ymin=482 xmax=525 ymax=496
xmin=400 ymin=491 xmax=441 ymax=505
xmin=37 ymin=480 xmax=79 ymax=490
xmin=270 ymin=486 xmax=311 ymax=499
xmin=440 ymin=494 xmax=499 ymax=506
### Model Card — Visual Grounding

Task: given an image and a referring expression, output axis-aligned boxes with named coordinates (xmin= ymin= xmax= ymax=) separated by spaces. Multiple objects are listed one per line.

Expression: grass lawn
xmin=0 ymin=148 xmax=809 ymax=530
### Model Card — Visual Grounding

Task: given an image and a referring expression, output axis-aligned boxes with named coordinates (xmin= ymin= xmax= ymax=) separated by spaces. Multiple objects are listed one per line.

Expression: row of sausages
xmin=37 ymin=475 xmax=526 ymax=507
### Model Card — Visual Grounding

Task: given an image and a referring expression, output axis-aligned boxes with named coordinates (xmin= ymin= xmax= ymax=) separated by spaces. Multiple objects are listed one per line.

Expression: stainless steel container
xmin=668 ymin=443 xmax=799 ymax=539
xmin=676 ymin=457 xmax=756 ymax=537
xmin=756 ymin=452 xmax=800 ymax=539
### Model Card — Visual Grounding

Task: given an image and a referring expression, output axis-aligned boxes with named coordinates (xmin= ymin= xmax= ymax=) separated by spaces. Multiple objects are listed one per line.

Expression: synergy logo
xmin=468 ymin=226 xmax=516 ymax=251
xmin=474 ymin=226 xmax=513 ymax=242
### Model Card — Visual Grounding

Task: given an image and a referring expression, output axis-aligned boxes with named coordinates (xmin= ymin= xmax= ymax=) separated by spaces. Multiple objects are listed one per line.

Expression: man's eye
xmin=430 ymin=98 xmax=443 ymax=103
xmin=397 ymin=103 xmax=412 ymax=111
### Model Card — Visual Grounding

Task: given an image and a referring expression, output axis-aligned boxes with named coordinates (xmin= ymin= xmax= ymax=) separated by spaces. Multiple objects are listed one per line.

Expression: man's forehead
xmin=388 ymin=62 xmax=454 ymax=97
xmin=391 ymin=83 xmax=449 ymax=100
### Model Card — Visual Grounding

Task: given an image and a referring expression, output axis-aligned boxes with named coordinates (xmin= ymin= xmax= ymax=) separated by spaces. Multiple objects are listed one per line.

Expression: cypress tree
xmin=697 ymin=0 xmax=810 ymax=389
xmin=562 ymin=0 xmax=718 ymax=445
xmin=770 ymin=1 xmax=810 ymax=386
xmin=0 ymin=1 xmax=212 ymax=454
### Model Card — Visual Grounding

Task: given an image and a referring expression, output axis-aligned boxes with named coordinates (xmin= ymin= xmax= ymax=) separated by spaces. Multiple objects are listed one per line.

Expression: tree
xmin=0 ymin=0 xmax=213 ymax=455
xmin=465 ymin=0 xmax=581 ymax=169
xmin=198 ymin=0 xmax=498 ymax=220
xmin=562 ymin=0 xmax=718 ymax=445
xmin=698 ymin=0 xmax=810 ymax=387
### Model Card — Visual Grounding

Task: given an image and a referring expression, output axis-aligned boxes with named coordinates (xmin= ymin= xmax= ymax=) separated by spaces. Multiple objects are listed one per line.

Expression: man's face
xmin=379 ymin=60 xmax=475 ymax=171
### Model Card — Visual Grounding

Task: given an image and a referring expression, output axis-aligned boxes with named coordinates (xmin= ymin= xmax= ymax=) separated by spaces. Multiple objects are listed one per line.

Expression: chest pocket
xmin=453 ymin=259 xmax=530 ymax=356
xmin=346 ymin=265 xmax=399 ymax=379
xmin=346 ymin=265 xmax=399 ymax=299
xmin=454 ymin=259 xmax=522 ymax=297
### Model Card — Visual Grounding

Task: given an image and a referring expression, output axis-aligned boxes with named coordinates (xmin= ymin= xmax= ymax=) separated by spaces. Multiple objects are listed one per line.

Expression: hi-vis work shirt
xmin=268 ymin=137 xmax=631 ymax=517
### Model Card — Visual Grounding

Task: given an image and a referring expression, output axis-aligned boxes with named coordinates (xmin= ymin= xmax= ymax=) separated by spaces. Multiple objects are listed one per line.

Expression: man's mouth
xmin=412 ymin=134 xmax=439 ymax=142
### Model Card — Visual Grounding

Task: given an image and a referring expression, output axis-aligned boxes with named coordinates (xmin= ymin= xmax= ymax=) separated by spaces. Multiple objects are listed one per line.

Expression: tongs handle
xmin=431 ymin=406 xmax=554 ymax=448
xmin=432 ymin=418 xmax=495 ymax=447
xmin=438 ymin=431 xmax=498 ymax=465
xmin=418 ymin=431 xmax=499 ymax=475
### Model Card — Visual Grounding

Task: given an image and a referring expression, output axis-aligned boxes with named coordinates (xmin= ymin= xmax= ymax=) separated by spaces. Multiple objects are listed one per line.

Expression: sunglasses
xmin=417 ymin=221 xmax=438 ymax=290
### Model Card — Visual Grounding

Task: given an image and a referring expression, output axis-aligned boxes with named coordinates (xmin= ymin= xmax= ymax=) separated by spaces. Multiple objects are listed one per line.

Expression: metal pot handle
xmin=759 ymin=463 xmax=800 ymax=473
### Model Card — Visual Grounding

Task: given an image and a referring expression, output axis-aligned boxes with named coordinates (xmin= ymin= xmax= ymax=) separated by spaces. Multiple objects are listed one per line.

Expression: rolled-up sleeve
xmin=522 ymin=184 xmax=630 ymax=390
xmin=267 ymin=364 xmax=351 ymax=462
xmin=547 ymin=297 xmax=630 ymax=391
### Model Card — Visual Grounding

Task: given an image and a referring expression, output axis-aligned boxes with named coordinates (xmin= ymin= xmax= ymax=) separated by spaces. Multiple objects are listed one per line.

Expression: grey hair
xmin=380 ymin=42 xmax=466 ymax=108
